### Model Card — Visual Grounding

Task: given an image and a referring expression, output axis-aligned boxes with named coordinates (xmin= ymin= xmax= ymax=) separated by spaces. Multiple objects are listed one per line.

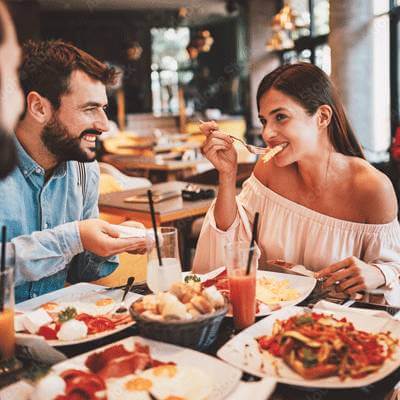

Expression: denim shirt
xmin=0 ymin=139 xmax=118 ymax=303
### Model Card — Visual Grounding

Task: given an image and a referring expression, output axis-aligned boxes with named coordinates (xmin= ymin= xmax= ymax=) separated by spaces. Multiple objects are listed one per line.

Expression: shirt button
xmin=32 ymin=293 xmax=37 ymax=298
xmin=35 ymin=167 xmax=42 ymax=174
xmin=44 ymin=223 xmax=49 ymax=229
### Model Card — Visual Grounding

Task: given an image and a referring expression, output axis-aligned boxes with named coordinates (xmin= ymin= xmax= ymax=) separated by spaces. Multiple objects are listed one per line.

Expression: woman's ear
xmin=26 ymin=91 xmax=53 ymax=124
xmin=317 ymin=104 xmax=332 ymax=129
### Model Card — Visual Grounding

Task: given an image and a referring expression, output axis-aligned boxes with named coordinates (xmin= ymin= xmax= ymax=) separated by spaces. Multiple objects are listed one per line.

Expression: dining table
xmin=99 ymin=180 xmax=221 ymax=268
xmin=101 ymin=153 xmax=210 ymax=182
xmin=1 ymin=278 xmax=400 ymax=400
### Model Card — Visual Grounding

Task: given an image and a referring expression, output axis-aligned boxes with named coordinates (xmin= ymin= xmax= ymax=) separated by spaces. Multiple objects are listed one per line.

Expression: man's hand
xmin=119 ymin=220 xmax=148 ymax=255
xmin=78 ymin=219 xmax=149 ymax=257
xmin=316 ymin=256 xmax=386 ymax=294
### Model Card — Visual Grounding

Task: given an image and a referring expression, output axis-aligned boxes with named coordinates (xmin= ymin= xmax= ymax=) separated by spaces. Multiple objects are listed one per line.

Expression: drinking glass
xmin=0 ymin=268 xmax=21 ymax=375
xmin=225 ymin=241 xmax=258 ymax=330
xmin=147 ymin=227 xmax=182 ymax=293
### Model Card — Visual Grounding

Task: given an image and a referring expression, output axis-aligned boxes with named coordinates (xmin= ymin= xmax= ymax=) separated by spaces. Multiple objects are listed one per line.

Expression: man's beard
xmin=41 ymin=116 xmax=100 ymax=163
xmin=0 ymin=129 xmax=17 ymax=179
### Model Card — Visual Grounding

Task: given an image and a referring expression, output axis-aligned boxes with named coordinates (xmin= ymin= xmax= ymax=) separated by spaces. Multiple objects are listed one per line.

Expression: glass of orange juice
xmin=225 ymin=241 xmax=259 ymax=331
xmin=0 ymin=267 xmax=20 ymax=375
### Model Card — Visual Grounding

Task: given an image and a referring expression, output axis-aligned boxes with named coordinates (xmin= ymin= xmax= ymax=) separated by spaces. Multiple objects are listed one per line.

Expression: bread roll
xmin=191 ymin=295 xmax=214 ymax=314
xmin=202 ymin=286 xmax=225 ymax=308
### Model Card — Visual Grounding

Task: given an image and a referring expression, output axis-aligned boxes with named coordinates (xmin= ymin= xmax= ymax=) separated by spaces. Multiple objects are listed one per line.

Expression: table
xmin=102 ymin=154 xmax=210 ymax=182
xmin=2 ymin=284 xmax=399 ymax=400
xmin=99 ymin=181 xmax=217 ymax=267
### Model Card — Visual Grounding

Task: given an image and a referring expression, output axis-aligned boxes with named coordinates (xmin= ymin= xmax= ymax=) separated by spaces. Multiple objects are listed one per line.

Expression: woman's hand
xmin=316 ymin=256 xmax=386 ymax=294
xmin=200 ymin=121 xmax=237 ymax=178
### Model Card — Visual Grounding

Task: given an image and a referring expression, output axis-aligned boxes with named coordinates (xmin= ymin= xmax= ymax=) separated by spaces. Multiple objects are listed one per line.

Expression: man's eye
xmin=276 ymin=113 xmax=287 ymax=122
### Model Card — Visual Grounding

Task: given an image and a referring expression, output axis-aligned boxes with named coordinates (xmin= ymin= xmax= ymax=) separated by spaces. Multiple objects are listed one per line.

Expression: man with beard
xmin=0 ymin=0 xmax=23 ymax=178
xmin=0 ymin=39 xmax=149 ymax=303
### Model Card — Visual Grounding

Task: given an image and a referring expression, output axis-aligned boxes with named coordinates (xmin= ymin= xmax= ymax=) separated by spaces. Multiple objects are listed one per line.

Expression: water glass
xmin=147 ymin=227 xmax=182 ymax=293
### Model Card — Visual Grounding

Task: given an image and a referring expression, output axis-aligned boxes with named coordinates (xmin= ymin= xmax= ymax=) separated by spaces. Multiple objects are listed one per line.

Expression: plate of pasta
xmin=217 ymin=306 xmax=400 ymax=388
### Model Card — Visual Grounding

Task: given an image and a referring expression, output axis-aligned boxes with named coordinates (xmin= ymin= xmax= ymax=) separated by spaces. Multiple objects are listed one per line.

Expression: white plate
xmin=15 ymin=283 xmax=141 ymax=347
xmin=32 ymin=336 xmax=242 ymax=400
xmin=183 ymin=269 xmax=316 ymax=317
xmin=217 ymin=306 xmax=400 ymax=388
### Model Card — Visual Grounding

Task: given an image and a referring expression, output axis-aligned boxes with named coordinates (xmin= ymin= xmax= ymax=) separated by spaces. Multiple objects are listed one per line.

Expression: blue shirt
xmin=0 ymin=138 xmax=118 ymax=303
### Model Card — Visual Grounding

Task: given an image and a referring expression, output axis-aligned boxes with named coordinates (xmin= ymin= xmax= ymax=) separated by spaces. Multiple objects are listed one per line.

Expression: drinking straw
xmin=147 ymin=190 xmax=163 ymax=266
xmin=246 ymin=212 xmax=259 ymax=275
xmin=0 ymin=225 xmax=6 ymax=312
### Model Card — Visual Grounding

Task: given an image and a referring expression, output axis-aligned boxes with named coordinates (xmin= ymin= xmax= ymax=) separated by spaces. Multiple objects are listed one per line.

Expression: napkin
xmin=313 ymin=300 xmax=395 ymax=320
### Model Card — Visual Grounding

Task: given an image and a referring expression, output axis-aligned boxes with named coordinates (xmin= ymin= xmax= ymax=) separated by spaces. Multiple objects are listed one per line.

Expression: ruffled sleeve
xmin=362 ymin=220 xmax=400 ymax=305
xmin=192 ymin=178 xmax=261 ymax=273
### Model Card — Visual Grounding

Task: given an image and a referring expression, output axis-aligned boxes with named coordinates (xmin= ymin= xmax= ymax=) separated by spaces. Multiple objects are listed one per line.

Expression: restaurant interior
xmin=1 ymin=0 xmax=400 ymax=399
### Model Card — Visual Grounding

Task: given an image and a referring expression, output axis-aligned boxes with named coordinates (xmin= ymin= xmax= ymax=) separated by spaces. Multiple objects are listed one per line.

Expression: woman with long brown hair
xmin=193 ymin=63 xmax=400 ymax=305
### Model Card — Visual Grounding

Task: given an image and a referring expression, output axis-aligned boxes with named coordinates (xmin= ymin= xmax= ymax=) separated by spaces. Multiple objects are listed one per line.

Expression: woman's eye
xmin=259 ymin=118 xmax=266 ymax=126
xmin=276 ymin=113 xmax=287 ymax=122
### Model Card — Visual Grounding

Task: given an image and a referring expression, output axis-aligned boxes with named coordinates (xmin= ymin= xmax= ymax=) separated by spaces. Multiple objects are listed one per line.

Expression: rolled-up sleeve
xmin=9 ymin=221 xmax=83 ymax=286
xmin=67 ymin=163 xmax=118 ymax=283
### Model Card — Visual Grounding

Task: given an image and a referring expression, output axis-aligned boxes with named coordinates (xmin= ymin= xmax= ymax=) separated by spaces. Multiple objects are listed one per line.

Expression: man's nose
xmin=94 ymin=109 xmax=109 ymax=132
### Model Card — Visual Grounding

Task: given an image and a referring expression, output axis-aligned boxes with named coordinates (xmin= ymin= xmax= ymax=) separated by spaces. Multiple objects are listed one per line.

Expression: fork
xmin=199 ymin=119 xmax=269 ymax=155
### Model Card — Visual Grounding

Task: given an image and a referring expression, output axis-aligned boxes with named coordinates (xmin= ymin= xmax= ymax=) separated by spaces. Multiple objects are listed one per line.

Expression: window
xmin=279 ymin=0 xmax=330 ymax=74
xmin=390 ymin=0 xmax=400 ymax=134
xmin=151 ymin=28 xmax=192 ymax=115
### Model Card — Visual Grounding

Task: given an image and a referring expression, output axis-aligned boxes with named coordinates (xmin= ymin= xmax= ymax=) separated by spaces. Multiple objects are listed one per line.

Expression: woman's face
xmin=258 ymin=88 xmax=323 ymax=167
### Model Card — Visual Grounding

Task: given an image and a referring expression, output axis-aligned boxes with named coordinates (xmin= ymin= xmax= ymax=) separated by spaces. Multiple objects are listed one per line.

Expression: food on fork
xmin=262 ymin=143 xmax=287 ymax=163
xmin=257 ymin=312 xmax=398 ymax=380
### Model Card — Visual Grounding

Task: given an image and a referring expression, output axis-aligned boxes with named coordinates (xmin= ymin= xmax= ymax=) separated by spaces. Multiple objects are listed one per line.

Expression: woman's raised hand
xmin=200 ymin=121 xmax=237 ymax=177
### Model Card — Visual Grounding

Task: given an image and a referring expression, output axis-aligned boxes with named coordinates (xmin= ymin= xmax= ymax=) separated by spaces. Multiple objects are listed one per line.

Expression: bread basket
xmin=129 ymin=298 xmax=228 ymax=350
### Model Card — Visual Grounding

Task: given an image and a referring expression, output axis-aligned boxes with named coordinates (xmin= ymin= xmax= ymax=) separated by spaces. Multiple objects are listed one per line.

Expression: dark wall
xmin=39 ymin=10 xmax=170 ymax=115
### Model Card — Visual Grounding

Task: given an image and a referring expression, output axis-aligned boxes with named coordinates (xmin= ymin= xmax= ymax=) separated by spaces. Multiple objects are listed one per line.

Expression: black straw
xmin=246 ymin=212 xmax=259 ymax=275
xmin=147 ymin=190 xmax=163 ymax=266
xmin=0 ymin=225 xmax=6 ymax=312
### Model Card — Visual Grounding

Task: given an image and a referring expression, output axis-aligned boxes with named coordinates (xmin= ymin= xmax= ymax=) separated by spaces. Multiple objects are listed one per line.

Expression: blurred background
xmin=6 ymin=0 xmax=400 ymax=201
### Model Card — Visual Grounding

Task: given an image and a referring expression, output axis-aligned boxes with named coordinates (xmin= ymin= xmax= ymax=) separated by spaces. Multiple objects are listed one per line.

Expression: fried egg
xmin=256 ymin=276 xmax=299 ymax=304
xmin=107 ymin=374 xmax=152 ymax=400
xmin=140 ymin=365 xmax=213 ymax=400
xmin=106 ymin=365 xmax=212 ymax=400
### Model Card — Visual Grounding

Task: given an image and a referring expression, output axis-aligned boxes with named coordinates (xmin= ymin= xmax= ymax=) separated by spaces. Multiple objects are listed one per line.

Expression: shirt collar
xmin=15 ymin=137 xmax=67 ymax=179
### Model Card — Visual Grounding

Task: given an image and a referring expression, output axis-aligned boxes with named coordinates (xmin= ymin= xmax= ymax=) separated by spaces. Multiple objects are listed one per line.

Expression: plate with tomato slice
xmin=15 ymin=283 xmax=142 ymax=346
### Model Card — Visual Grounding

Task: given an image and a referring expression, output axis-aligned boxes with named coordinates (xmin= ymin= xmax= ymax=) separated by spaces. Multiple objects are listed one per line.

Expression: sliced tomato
xmin=75 ymin=313 xmax=95 ymax=324
xmin=37 ymin=325 xmax=58 ymax=340
xmin=86 ymin=317 xmax=115 ymax=334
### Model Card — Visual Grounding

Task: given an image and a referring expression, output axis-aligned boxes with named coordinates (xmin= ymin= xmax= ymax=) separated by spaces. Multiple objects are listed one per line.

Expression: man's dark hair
xmin=20 ymin=40 xmax=117 ymax=110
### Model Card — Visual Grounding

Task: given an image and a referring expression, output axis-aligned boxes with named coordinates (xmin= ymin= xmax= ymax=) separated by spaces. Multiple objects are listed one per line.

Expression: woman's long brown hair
xmin=256 ymin=63 xmax=365 ymax=159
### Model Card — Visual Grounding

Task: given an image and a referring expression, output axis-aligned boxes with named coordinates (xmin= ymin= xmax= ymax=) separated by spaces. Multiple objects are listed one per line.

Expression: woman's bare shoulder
xmin=350 ymin=158 xmax=398 ymax=223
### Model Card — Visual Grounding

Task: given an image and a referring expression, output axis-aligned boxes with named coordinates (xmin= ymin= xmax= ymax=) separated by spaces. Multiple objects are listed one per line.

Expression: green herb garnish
xmin=295 ymin=315 xmax=313 ymax=326
xmin=184 ymin=274 xmax=201 ymax=283
xmin=302 ymin=348 xmax=317 ymax=368
xmin=58 ymin=306 xmax=77 ymax=323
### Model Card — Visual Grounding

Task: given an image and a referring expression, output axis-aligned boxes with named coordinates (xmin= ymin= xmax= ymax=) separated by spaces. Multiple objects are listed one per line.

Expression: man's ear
xmin=317 ymin=104 xmax=332 ymax=129
xmin=25 ymin=91 xmax=53 ymax=124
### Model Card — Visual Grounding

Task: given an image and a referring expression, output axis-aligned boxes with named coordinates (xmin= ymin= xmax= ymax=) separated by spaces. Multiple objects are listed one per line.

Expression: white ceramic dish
xmin=32 ymin=336 xmax=243 ymax=400
xmin=15 ymin=283 xmax=141 ymax=347
xmin=183 ymin=269 xmax=316 ymax=317
xmin=217 ymin=306 xmax=400 ymax=388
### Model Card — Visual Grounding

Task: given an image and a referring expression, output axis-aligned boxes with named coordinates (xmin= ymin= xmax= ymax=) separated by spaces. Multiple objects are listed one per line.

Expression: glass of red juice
xmin=225 ymin=241 xmax=258 ymax=330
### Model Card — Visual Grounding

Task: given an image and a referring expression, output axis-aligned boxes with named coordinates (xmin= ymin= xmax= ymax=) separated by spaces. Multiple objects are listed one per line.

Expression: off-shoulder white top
xmin=193 ymin=174 xmax=400 ymax=305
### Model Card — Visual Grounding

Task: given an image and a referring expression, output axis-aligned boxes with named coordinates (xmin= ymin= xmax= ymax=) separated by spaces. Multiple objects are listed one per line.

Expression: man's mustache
xmin=79 ymin=129 xmax=102 ymax=139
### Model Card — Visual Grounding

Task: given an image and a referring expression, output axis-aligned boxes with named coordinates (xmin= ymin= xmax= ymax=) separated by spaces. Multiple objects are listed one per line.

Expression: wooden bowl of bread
xmin=130 ymin=281 xmax=228 ymax=350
